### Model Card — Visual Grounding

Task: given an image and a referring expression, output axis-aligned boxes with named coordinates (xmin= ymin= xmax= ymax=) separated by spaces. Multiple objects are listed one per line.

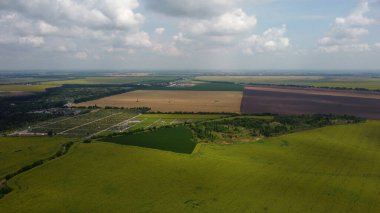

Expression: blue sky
xmin=0 ymin=0 xmax=379 ymax=71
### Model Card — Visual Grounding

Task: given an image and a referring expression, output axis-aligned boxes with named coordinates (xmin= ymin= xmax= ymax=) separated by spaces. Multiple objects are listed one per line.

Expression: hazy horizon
xmin=1 ymin=0 xmax=380 ymax=71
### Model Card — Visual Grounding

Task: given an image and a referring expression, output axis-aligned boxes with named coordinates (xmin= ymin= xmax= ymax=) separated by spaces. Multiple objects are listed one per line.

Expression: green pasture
xmin=0 ymin=84 xmax=58 ymax=92
xmin=102 ymin=126 xmax=196 ymax=154
xmin=0 ymin=77 xmax=64 ymax=85
xmin=127 ymin=114 xmax=226 ymax=131
xmin=140 ymin=114 xmax=225 ymax=119
xmin=312 ymin=79 xmax=380 ymax=90
xmin=0 ymin=76 xmax=180 ymax=93
xmin=0 ymin=137 xmax=70 ymax=178
xmin=195 ymin=75 xmax=380 ymax=90
xmin=44 ymin=76 xmax=179 ymax=85
xmin=1 ymin=121 xmax=379 ymax=212
xmin=148 ymin=82 xmax=244 ymax=91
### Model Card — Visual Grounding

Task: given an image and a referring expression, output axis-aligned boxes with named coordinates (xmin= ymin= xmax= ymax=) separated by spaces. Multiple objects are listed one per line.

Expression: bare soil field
xmin=241 ymin=86 xmax=380 ymax=119
xmin=77 ymin=90 xmax=243 ymax=113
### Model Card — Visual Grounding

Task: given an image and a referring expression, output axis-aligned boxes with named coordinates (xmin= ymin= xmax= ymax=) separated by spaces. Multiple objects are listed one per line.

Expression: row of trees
xmin=189 ymin=114 xmax=365 ymax=141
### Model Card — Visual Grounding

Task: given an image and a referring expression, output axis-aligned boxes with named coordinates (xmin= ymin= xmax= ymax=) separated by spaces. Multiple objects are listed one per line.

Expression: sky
xmin=0 ymin=0 xmax=379 ymax=71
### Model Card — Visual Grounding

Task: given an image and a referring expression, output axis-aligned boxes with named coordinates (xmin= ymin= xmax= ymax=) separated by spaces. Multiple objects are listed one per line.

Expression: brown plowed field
xmin=241 ymin=86 xmax=380 ymax=119
xmin=77 ymin=90 xmax=243 ymax=113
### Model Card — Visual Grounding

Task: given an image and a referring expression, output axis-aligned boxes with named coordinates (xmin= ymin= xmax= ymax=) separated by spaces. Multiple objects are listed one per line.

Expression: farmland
xmin=102 ymin=126 xmax=196 ymax=154
xmin=127 ymin=114 xmax=226 ymax=132
xmin=0 ymin=76 xmax=180 ymax=93
xmin=147 ymin=81 xmax=245 ymax=91
xmin=26 ymin=109 xmax=139 ymax=137
xmin=195 ymin=75 xmax=380 ymax=90
xmin=77 ymin=90 xmax=243 ymax=113
xmin=1 ymin=121 xmax=379 ymax=212
xmin=0 ymin=91 xmax=33 ymax=97
xmin=1 ymin=72 xmax=380 ymax=212
xmin=0 ymin=137 xmax=70 ymax=178
xmin=0 ymin=84 xmax=58 ymax=92
xmin=44 ymin=76 xmax=180 ymax=85
xmin=241 ymin=86 xmax=380 ymax=119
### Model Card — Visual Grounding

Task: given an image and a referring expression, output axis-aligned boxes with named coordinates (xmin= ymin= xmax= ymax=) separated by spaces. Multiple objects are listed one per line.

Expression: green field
xmin=0 ymin=84 xmax=58 ymax=92
xmin=148 ymin=82 xmax=244 ymax=91
xmin=1 ymin=121 xmax=379 ymax=212
xmin=195 ymin=75 xmax=380 ymax=90
xmin=0 ymin=77 xmax=64 ymax=85
xmin=0 ymin=137 xmax=70 ymax=178
xmin=45 ymin=76 xmax=179 ymax=85
xmin=127 ymin=114 xmax=226 ymax=131
xmin=0 ymin=76 xmax=180 ymax=93
xmin=102 ymin=126 xmax=196 ymax=154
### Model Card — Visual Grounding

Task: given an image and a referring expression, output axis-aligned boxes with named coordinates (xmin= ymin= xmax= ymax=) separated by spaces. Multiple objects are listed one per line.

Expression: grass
xmin=195 ymin=75 xmax=380 ymax=90
xmin=0 ymin=77 xmax=64 ymax=85
xmin=76 ymin=90 xmax=243 ymax=113
xmin=44 ymin=76 xmax=179 ymax=85
xmin=102 ymin=126 xmax=196 ymax=154
xmin=0 ymin=84 xmax=58 ymax=92
xmin=0 ymin=136 xmax=70 ymax=178
xmin=313 ymin=80 xmax=380 ymax=90
xmin=140 ymin=114 xmax=226 ymax=119
xmin=0 ymin=76 xmax=180 ymax=93
xmin=1 ymin=121 xmax=379 ymax=212
xmin=148 ymin=82 xmax=245 ymax=91
xmin=195 ymin=75 xmax=324 ymax=85
xmin=126 ymin=114 xmax=227 ymax=131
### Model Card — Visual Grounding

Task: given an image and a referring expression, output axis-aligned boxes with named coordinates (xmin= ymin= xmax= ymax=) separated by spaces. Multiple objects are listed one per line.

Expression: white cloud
xmin=18 ymin=36 xmax=44 ymax=47
xmin=244 ymin=25 xmax=290 ymax=53
xmin=125 ymin=32 xmax=152 ymax=48
xmin=0 ymin=0 xmax=156 ymax=55
xmin=173 ymin=33 xmax=191 ymax=44
xmin=155 ymin=28 xmax=165 ymax=35
xmin=183 ymin=9 xmax=257 ymax=36
xmin=144 ymin=0 xmax=239 ymax=18
xmin=74 ymin=51 xmax=89 ymax=60
xmin=0 ymin=0 xmax=144 ymax=30
xmin=38 ymin=21 xmax=59 ymax=34
xmin=319 ymin=43 xmax=370 ymax=53
xmin=318 ymin=0 xmax=375 ymax=53
xmin=375 ymin=42 xmax=380 ymax=48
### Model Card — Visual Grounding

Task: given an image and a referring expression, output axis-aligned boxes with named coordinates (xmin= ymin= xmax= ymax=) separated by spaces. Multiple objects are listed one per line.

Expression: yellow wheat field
xmin=77 ymin=90 xmax=243 ymax=113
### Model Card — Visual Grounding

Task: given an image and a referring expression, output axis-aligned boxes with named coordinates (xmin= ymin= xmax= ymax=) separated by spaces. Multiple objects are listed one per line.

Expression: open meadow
xmin=1 ymin=121 xmax=379 ymax=212
xmin=0 ymin=76 xmax=180 ymax=94
xmin=195 ymin=75 xmax=380 ymax=90
xmin=0 ymin=137 xmax=71 ymax=178
xmin=76 ymin=90 xmax=243 ymax=113
xmin=126 ymin=114 xmax=226 ymax=132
